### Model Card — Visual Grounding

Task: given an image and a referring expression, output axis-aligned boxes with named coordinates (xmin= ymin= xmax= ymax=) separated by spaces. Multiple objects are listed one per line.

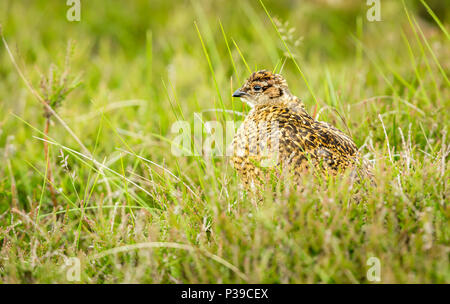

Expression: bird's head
xmin=232 ymin=70 xmax=291 ymax=107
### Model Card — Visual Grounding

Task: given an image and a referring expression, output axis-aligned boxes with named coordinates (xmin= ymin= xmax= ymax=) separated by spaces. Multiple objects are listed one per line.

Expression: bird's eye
xmin=253 ymin=85 xmax=262 ymax=91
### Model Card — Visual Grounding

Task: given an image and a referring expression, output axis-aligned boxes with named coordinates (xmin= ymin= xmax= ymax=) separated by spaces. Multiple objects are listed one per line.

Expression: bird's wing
xmin=274 ymin=108 xmax=358 ymax=171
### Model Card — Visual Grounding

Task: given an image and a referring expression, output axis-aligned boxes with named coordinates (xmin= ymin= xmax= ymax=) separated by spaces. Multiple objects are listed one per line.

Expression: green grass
xmin=0 ymin=0 xmax=449 ymax=283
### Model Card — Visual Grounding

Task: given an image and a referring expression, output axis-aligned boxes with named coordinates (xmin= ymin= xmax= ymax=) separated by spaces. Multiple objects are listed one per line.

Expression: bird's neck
xmin=260 ymin=94 xmax=306 ymax=109
xmin=253 ymin=94 xmax=311 ymax=119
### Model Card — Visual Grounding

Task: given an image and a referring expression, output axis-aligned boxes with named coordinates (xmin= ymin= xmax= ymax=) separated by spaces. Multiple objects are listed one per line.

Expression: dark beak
xmin=232 ymin=90 xmax=246 ymax=97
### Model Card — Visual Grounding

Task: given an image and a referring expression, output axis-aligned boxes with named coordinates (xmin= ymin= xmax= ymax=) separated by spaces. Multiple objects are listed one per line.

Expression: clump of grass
xmin=273 ymin=17 xmax=303 ymax=58
xmin=39 ymin=42 xmax=80 ymax=209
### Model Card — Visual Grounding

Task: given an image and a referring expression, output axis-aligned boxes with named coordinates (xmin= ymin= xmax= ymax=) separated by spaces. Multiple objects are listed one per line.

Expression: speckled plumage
xmin=231 ymin=70 xmax=369 ymax=188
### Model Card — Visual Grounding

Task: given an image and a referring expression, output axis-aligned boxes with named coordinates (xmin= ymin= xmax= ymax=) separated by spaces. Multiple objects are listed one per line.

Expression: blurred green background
xmin=0 ymin=0 xmax=448 ymax=154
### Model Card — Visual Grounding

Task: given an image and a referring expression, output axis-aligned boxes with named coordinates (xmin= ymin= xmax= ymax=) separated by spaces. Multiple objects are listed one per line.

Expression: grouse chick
xmin=231 ymin=70 xmax=366 ymax=189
